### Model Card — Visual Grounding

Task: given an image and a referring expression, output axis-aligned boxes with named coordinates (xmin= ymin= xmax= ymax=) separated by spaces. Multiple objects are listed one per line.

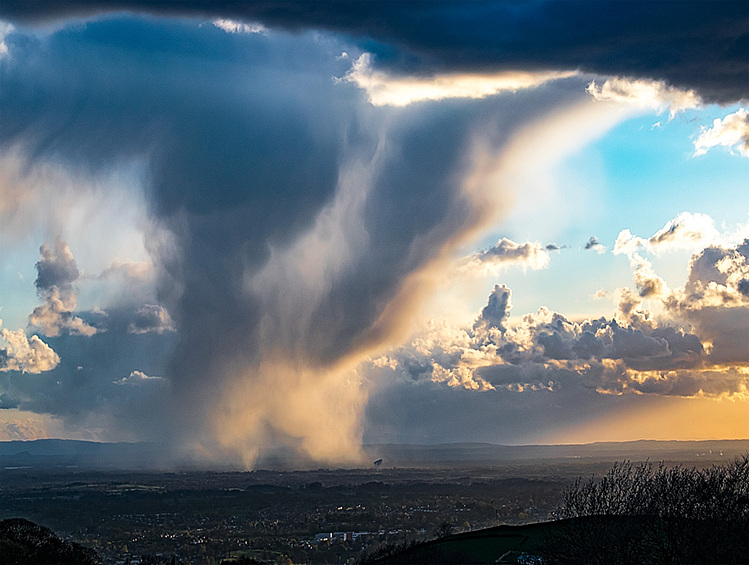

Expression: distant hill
xmin=0 ymin=439 xmax=165 ymax=470
xmin=1 ymin=438 xmax=747 ymax=471
xmin=363 ymin=439 xmax=749 ymax=467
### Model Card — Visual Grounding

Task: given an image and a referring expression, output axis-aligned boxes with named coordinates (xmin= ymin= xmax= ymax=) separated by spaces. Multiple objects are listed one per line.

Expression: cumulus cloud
xmin=693 ymin=108 xmax=749 ymax=158
xmin=370 ymin=278 xmax=744 ymax=401
xmin=114 ymin=370 xmax=166 ymax=386
xmin=474 ymin=284 xmax=512 ymax=333
xmin=665 ymin=239 xmax=749 ymax=364
xmin=0 ymin=326 xmax=59 ymax=373
xmin=587 ymin=77 xmax=701 ymax=117
xmin=371 ymin=225 xmax=749 ymax=403
xmin=127 ymin=305 xmax=176 ymax=335
xmin=458 ymin=238 xmax=550 ymax=276
xmin=584 ymin=236 xmax=606 ymax=253
xmin=28 ymin=239 xmax=97 ymax=337
xmin=615 ymin=213 xmax=722 ymax=256
xmin=342 ymin=53 xmax=575 ymax=106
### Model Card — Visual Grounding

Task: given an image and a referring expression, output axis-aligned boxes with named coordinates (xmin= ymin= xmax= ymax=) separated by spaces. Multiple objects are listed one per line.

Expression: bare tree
xmin=540 ymin=454 xmax=749 ymax=564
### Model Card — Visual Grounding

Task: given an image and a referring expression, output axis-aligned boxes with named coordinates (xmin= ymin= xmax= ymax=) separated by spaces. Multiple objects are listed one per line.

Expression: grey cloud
xmin=571 ymin=330 xmax=605 ymax=360
xmin=474 ymin=284 xmax=511 ymax=333
xmin=128 ymin=305 xmax=175 ymax=335
xmin=738 ymin=279 xmax=749 ymax=297
xmin=35 ymin=238 xmax=79 ymax=291
xmin=0 ymin=393 xmax=19 ymax=409
xmin=686 ymin=240 xmax=749 ymax=295
xmin=610 ymin=325 xmax=670 ymax=363
xmin=584 ymin=236 xmax=605 ymax=252
xmin=27 ymin=240 xmax=97 ymax=337
xmin=363 ymin=361 xmax=656 ymax=445
xmin=0 ymin=312 xmax=176 ymax=441
xmin=669 ymin=239 xmax=749 ymax=366
xmin=374 ymin=283 xmax=723 ymax=400
xmin=1 ymin=1 xmax=745 ymax=104
xmin=0 ymin=16 xmax=592 ymax=457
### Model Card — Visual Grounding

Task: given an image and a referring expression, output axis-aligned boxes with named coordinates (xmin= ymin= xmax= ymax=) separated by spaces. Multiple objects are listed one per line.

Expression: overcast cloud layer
xmin=0 ymin=2 xmax=747 ymax=466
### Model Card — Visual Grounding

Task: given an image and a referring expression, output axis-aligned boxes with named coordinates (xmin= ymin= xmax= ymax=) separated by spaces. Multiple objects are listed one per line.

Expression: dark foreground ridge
xmin=364 ymin=515 xmax=749 ymax=565
xmin=366 ymin=455 xmax=749 ymax=564
xmin=0 ymin=518 xmax=101 ymax=565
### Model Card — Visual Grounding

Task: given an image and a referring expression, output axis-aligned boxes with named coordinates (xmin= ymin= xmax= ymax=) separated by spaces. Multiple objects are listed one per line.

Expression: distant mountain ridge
xmin=1 ymin=438 xmax=747 ymax=471
xmin=364 ymin=439 xmax=749 ymax=467
xmin=0 ymin=439 xmax=165 ymax=470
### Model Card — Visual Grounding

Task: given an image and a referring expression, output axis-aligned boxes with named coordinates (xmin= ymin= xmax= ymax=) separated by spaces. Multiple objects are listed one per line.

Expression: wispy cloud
xmin=212 ymin=18 xmax=265 ymax=34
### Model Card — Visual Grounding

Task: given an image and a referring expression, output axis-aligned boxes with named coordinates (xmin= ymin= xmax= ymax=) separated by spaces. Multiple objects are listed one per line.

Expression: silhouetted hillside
xmin=0 ymin=518 xmax=100 ymax=564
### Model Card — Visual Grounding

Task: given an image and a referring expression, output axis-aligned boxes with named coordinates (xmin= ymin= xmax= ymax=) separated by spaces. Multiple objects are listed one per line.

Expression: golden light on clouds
xmin=342 ymin=53 xmax=576 ymax=106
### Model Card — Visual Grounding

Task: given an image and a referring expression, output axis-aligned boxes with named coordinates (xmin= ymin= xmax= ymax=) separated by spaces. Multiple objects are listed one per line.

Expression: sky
xmin=0 ymin=1 xmax=747 ymax=468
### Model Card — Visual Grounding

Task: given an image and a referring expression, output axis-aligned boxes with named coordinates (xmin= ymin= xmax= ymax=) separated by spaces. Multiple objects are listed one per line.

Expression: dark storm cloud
xmin=0 ymin=18 xmax=351 ymax=446
xmin=2 ymin=1 xmax=745 ymax=104
xmin=1 ymin=15 xmax=592 ymax=455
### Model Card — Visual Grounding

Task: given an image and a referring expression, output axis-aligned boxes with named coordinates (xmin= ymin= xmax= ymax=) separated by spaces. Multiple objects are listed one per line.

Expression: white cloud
xmin=342 ymin=53 xmax=576 ymax=106
xmin=615 ymin=213 xmax=728 ymax=257
xmin=114 ymin=370 xmax=166 ymax=386
xmin=693 ymin=108 xmax=749 ymax=158
xmin=0 ymin=21 xmax=13 ymax=60
xmin=458 ymin=238 xmax=549 ymax=277
xmin=212 ymin=18 xmax=266 ymax=34
xmin=0 ymin=326 xmax=60 ymax=373
xmin=587 ymin=77 xmax=701 ymax=117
